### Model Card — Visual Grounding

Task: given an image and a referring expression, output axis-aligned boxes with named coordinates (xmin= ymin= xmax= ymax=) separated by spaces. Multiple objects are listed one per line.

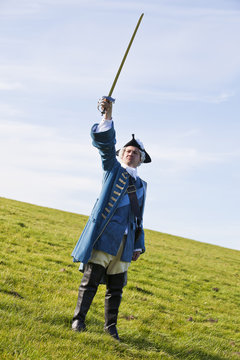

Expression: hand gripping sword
xmin=98 ymin=13 xmax=144 ymax=115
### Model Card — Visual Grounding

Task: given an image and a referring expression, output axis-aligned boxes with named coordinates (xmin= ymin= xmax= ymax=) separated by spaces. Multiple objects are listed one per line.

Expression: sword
xmin=98 ymin=13 xmax=144 ymax=114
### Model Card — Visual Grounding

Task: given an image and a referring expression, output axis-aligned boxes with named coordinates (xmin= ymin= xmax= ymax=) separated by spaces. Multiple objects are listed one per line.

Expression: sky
xmin=0 ymin=0 xmax=240 ymax=251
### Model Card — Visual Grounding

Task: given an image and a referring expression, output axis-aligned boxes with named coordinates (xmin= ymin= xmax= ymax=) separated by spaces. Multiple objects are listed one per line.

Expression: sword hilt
xmin=97 ymin=96 xmax=115 ymax=115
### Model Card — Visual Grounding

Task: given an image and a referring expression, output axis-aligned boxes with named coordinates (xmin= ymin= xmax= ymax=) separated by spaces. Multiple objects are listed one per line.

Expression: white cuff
xmin=95 ymin=119 xmax=113 ymax=133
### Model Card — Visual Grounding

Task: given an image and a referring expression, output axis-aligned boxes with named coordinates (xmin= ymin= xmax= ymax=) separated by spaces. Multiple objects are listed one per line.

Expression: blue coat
xmin=71 ymin=122 xmax=147 ymax=264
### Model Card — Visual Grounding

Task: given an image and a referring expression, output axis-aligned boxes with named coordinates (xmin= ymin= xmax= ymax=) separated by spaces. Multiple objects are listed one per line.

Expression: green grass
xmin=0 ymin=197 xmax=239 ymax=360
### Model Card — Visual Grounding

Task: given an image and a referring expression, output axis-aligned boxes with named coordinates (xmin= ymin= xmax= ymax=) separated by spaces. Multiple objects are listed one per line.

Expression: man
xmin=71 ymin=98 xmax=151 ymax=340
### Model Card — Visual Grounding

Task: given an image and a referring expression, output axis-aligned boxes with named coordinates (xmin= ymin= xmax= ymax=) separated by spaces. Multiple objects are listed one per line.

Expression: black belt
xmin=127 ymin=176 xmax=141 ymax=226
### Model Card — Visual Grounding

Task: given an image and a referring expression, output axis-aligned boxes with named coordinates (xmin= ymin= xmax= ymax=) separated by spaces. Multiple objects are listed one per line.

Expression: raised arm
xmin=91 ymin=98 xmax=117 ymax=171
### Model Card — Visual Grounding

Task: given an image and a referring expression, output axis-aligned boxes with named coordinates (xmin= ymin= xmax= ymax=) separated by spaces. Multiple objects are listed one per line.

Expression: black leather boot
xmin=104 ymin=272 xmax=126 ymax=341
xmin=72 ymin=262 xmax=105 ymax=332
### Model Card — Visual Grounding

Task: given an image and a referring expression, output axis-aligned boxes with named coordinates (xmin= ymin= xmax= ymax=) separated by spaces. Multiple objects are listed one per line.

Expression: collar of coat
xmin=120 ymin=162 xmax=138 ymax=180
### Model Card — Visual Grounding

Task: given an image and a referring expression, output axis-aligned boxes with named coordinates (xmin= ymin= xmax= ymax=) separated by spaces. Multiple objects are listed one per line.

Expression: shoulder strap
xmin=127 ymin=176 xmax=142 ymax=223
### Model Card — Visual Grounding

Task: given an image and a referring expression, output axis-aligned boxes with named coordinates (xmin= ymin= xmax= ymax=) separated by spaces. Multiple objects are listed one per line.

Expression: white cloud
xmin=0 ymin=103 xmax=24 ymax=118
xmin=147 ymin=143 xmax=240 ymax=176
xmin=0 ymin=0 xmax=41 ymax=16
xmin=0 ymin=120 xmax=98 ymax=173
xmin=0 ymin=63 xmax=104 ymax=96
xmin=0 ymin=119 xmax=102 ymax=214
xmin=120 ymin=5 xmax=240 ymax=89
xmin=131 ymin=89 xmax=234 ymax=104
xmin=1 ymin=1 xmax=240 ymax=100
xmin=0 ymin=82 xmax=23 ymax=90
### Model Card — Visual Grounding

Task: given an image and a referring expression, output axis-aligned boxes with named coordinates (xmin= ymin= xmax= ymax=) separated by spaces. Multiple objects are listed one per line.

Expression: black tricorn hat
xmin=116 ymin=134 xmax=151 ymax=163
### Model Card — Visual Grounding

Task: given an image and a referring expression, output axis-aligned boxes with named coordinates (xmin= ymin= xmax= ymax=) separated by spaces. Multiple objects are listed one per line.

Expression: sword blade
xmin=108 ymin=13 xmax=144 ymax=97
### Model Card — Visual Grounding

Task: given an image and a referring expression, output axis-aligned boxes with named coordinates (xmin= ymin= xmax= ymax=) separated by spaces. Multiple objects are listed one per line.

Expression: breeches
xmin=89 ymin=236 xmax=130 ymax=275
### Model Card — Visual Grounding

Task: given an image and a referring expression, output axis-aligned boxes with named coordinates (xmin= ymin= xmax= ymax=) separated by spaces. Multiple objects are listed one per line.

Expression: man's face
xmin=122 ymin=146 xmax=141 ymax=168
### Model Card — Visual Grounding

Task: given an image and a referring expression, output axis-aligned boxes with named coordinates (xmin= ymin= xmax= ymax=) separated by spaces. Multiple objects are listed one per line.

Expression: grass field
xmin=0 ymin=197 xmax=239 ymax=359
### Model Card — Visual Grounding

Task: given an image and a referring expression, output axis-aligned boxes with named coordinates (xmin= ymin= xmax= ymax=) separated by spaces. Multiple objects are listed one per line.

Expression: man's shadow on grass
xmin=120 ymin=334 xmax=225 ymax=360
